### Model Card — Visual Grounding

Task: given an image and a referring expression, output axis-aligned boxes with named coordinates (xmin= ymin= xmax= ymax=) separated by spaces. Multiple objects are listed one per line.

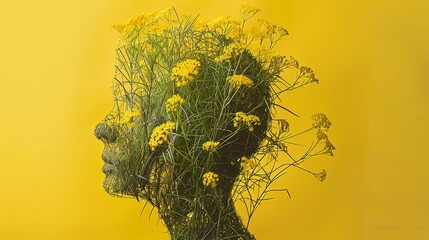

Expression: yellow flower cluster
xmin=215 ymin=42 xmax=245 ymax=63
xmin=170 ymin=59 xmax=201 ymax=87
xmin=312 ymin=113 xmax=332 ymax=130
xmin=316 ymin=129 xmax=328 ymax=140
xmin=257 ymin=19 xmax=289 ymax=39
xmin=202 ymin=141 xmax=220 ymax=152
xmin=248 ymin=43 xmax=273 ymax=61
xmin=240 ymin=156 xmax=259 ymax=172
xmin=111 ymin=8 xmax=172 ymax=35
xmin=202 ymin=172 xmax=219 ymax=188
xmin=148 ymin=121 xmax=176 ymax=151
xmin=166 ymin=94 xmax=185 ymax=113
xmin=117 ymin=107 xmax=140 ymax=124
xmin=233 ymin=112 xmax=261 ymax=132
xmin=226 ymin=75 xmax=254 ymax=89
xmin=206 ymin=14 xmax=231 ymax=28
xmin=108 ymin=106 xmax=140 ymax=128
xmin=239 ymin=4 xmax=261 ymax=20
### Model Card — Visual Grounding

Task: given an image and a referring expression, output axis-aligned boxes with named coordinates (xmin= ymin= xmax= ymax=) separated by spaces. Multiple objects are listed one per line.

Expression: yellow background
xmin=1 ymin=0 xmax=428 ymax=239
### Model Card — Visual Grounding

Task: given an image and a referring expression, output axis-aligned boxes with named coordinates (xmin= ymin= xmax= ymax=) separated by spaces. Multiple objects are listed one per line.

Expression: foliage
xmin=95 ymin=5 xmax=335 ymax=239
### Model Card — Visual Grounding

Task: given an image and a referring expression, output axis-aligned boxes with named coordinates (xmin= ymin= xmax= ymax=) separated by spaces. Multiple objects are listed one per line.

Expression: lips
xmin=101 ymin=151 xmax=118 ymax=174
xmin=101 ymin=152 xmax=113 ymax=164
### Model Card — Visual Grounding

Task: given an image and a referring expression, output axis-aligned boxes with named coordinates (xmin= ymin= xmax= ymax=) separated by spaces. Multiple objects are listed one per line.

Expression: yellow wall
xmin=0 ymin=0 xmax=427 ymax=239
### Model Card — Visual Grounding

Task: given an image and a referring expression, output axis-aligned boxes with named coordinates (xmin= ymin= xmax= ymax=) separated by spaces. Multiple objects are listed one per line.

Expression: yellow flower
xmin=227 ymin=22 xmax=243 ymax=39
xmin=121 ymin=108 xmax=140 ymax=123
xmin=148 ymin=121 xmax=176 ymax=151
xmin=257 ymin=19 xmax=288 ymax=39
xmin=170 ymin=59 xmax=201 ymax=87
xmin=206 ymin=14 xmax=231 ymax=28
xmin=226 ymin=75 xmax=254 ymax=89
xmin=239 ymin=4 xmax=261 ymax=20
xmin=202 ymin=141 xmax=220 ymax=151
xmin=111 ymin=13 xmax=148 ymax=34
xmin=193 ymin=17 xmax=209 ymax=30
xmin=249 ymin=25 xmax=264 ymax=38
xmin=202 ymin=172 xmax=219 ymax=188
xmin=145 ymin=24 xmax=169 ymax=35
xmin=166 ymin=94 xmax=185 ymax=113
xmin=233 ymin=112 xmax=261 ymax=132
xmin=112 ymin=8 xmax=172 ymax=35
xmin=109 ymin=106 xmax=140 ymax=126
xmin=214 ymin=41 xmax=245 ymax=63
xmin=248 ymin=43 xmax=273 ymax=62
xmin=240 ymin=156 xmax=259 ymax=172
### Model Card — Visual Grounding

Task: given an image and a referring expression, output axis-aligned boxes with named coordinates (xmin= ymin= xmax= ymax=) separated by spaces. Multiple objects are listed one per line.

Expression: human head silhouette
xmin=94 ymin=7 xmax=327 ymax=239
xmin=93 ymin=9 xmax=271 ymax=239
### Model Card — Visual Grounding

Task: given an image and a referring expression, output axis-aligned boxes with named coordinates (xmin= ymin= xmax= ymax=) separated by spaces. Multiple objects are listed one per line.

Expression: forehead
xmin=111 ymin=51 xmax=150 ymax=106
xmin=110 ymin=50 xmax=176 ymax=120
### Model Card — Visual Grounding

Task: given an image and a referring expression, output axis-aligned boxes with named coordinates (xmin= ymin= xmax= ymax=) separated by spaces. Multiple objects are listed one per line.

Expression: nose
xmin=94 ymin=122 xmax=118 ymax=143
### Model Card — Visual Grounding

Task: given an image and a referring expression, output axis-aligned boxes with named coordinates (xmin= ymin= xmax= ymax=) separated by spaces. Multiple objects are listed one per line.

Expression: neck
xmin=160 ymin=201 xmax=255 ymax=240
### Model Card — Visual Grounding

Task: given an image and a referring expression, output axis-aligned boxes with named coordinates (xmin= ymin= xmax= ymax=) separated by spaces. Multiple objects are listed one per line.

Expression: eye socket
xmin=113 ymin=78 xmax=149 ymax=107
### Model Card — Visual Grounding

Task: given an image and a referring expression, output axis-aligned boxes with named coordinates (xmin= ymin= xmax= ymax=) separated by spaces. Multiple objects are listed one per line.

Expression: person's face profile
xmin=94 ymin=65 xmax=157 ymax=198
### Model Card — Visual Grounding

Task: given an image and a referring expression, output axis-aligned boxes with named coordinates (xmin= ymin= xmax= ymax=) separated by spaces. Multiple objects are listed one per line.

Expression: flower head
xmin=108 ymin=106 xmax=140 ymax=129
xmin=118 ymin=107 xmax=140 ymax=124
xmin=202 ymin=141 xmax=220 ymax=152
xmin=233 ymin=112 xmax=261 ymax=132
xmin=207 ymin=14 xmax=231 ymax=28
xmin=202 ymin=172 xmax=219 ymax=188
xmin=316 ymin=129 xmax=328 ymax=140
xmin=148 ymin=121 xmax=176 ymax=151
xmin=166 ymin=94 xmax=185 ymax=113
xmin=214 ymin=41 xmax=245 ymax=63
xmin=111 ymin=8 xmax=172 ymax=36
xmin=226 ymin=75 xmax=254 ymax=89
xmin=170 ymin=59 xmax=201 ymax=87
xmin=257 ymin=19 xmax=289 ymax=39
xmin=312 ymin=113 xmax=332 ymax=130
xmin=323 ymin=140 xmax=336 ymax=156
xmin=239 ymin=4 xmax=261 ymax=20
xmin=240 ymin=156 xmax=259 ymax=172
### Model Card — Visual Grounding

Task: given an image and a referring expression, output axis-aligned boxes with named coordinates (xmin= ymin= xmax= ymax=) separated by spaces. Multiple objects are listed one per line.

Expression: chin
xmin=102 ymin=174 xmax=128 ymax=197
xmin=103 ymin=173 xmax=118 ymax=194
xmin=102 ymin=163 xmax=124 ymax=196
xmin=102 ymin=167 xmax=140 ymax=198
